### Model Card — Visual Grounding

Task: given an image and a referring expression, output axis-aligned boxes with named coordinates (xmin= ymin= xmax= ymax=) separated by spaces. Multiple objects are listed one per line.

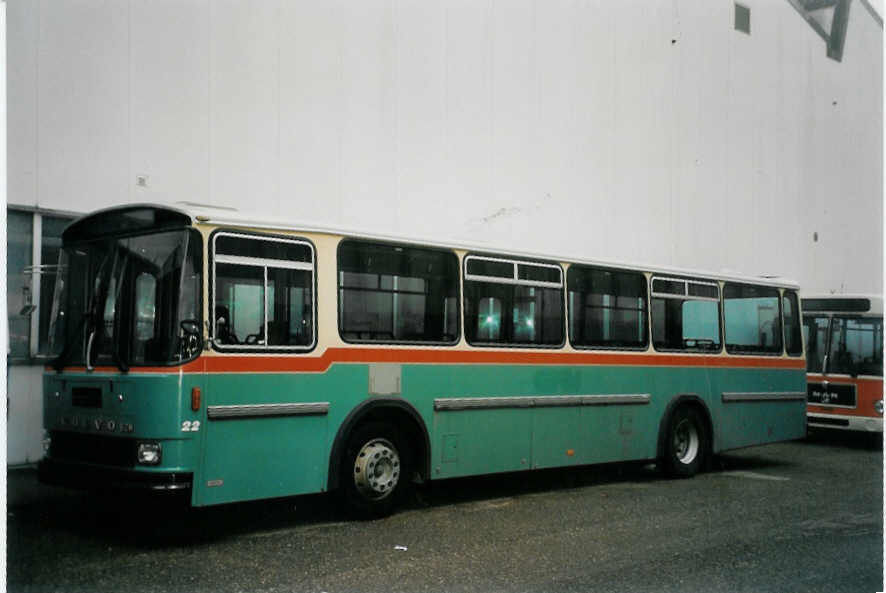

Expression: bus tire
xmin=338 ymin=421 xmax=409 ymax=518
xmin=662 ymin=406 xmax=708 ymax=478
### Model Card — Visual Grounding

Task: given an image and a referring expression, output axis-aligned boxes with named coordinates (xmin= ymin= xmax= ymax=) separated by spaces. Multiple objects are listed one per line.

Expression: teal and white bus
xmin=39 ymin=204 xmax=807 ymax=516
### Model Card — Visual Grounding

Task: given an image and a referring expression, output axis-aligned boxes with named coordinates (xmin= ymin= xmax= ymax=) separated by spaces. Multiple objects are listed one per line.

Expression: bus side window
xmin=212 ymin=232 xmax=315 ymax=351
xmin=567 ymin=265 xmax=648 ymax=350
xmin=650 ymin=277 xmax=721 ymax=352
xmin=337 ymin=240 xmax=460 ymax=344
xmin=463 ymin=256 xmax=564 ymax=347
xmin=782 ymin=291 xmax=803 ymax=356
xmin=723 ymin=283 xmax=782 ymax=355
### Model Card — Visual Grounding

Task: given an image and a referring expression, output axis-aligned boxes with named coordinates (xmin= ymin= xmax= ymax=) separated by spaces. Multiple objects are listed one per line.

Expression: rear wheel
xmin=662 ymin=407 xmax=708 ymax=478
xmin=339 ymin=422 xmax=409 ymax=518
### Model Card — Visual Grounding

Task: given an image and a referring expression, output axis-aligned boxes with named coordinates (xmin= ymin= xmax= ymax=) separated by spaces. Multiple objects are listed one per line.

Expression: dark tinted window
xmin=723 ymin=283 xmax=782 ymax=354
xmin=803 ymin=298 xmax=871 ymax=313
xmin=63 ymin=207 xmax=191 ymax=242
xmin=517 ymin=264 xmax=561 ymax=284
xmin=216 ymin=235 xmax=312 ymax=263
xmin=464 ymin=255 xmax=563 ymax=347
xmin=568 ymin=266 xmax=648 ymax=349
xmin=338 ymin=241 xmax=459 ymax=343
xmin=465 ymin=258 xmax=513 ymax=279
xmin=652 ymin=278 xmax=684 ymax=295
xmin=688 ymin=282 xmax=719 ymax=299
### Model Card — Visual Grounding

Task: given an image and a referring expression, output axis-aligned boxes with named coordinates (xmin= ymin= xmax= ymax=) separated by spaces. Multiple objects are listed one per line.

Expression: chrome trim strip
xmin=207 ymin=402 xmax=329 ymax=419
xmin=215 ymin=254 xmax=314 ymax=271
xmin=722 ymin=392 xmax=806 ymax=403
xmin=434 ymin=394 xmax=650 ymax=411
xmin=149 ymin=482 xmax=191 ymax=491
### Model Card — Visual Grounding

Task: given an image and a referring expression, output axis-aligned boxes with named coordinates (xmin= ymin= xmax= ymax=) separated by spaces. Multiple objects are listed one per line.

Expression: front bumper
xmin=807 ymin=412 xmax=883 ymax=433
xmin=38 ymin=458 xmax=192 ymax=491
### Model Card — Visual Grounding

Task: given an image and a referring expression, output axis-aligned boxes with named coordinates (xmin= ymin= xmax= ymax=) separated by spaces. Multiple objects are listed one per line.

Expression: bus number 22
xmin=181 ymin=421 xmax=201 ymax=432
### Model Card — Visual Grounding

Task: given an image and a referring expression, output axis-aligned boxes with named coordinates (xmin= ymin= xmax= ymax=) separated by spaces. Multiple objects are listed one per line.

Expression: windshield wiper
xmin=111 ymin=331 xmax=129 ymax=373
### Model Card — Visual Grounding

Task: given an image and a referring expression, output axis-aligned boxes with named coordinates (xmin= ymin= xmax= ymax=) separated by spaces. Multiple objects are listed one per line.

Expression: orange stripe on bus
xmin=50 ymin=348 xmax=806 ymax=374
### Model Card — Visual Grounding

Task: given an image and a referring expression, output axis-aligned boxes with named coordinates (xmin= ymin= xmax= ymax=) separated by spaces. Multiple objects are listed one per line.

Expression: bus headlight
xmin=137 ymin=442 xmax=162 ymax=465
xmin=874 ymin=400 xmax=883 ymax=416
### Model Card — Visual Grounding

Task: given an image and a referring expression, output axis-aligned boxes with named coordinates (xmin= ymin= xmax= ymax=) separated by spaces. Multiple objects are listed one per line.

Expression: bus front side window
xmin=802 ymin=316 xmax=829 ymax=373
xmin=212 ymin=233 xmax=316 ymax=351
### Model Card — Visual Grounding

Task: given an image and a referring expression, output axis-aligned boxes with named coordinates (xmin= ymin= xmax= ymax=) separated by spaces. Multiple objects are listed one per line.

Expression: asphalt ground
xmin=6 ymin=430 xmax=883 ymax=593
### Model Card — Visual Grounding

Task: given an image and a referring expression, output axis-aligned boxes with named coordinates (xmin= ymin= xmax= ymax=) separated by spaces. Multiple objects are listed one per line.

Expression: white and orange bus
xmin=803 ymin=296 xmax=883 ymax=433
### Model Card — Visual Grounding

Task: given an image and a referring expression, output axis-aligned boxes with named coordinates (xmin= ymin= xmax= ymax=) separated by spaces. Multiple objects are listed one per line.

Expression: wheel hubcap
xmin=673 ymin=419 xmax=699 ymax=464
xmin=353 ymin=438 xmax=400 ymax=501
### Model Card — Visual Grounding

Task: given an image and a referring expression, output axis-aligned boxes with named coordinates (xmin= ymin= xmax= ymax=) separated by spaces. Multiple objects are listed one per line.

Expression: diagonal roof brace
xmin=786 ymin=0 xmax=852 ymax=61
xmin=800 ymin=0 xmax=839 ymax=10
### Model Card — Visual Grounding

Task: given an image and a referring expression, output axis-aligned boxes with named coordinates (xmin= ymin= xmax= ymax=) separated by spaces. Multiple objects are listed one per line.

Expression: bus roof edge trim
xmin=79 ymin=202 xmax=800 ymax=289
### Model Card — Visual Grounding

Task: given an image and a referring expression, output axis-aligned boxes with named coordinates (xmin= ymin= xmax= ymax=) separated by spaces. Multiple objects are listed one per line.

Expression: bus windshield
xmin=49 ymin=228 xmax=202 ymax=369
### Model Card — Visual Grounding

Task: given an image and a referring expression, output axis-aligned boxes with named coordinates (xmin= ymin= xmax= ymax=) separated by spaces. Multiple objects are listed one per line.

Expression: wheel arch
xmin=327 ymin=398 xmax=431 ymax=492
xmin=656 ymin=394 xmax=715 ymax=461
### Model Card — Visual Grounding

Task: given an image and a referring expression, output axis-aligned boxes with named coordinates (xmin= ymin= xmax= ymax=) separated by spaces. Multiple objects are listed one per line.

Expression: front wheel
xmin=662 ymin=407 xmax=709 ymax=478
xmin=339 ymin=422 xmax=410 ymax=518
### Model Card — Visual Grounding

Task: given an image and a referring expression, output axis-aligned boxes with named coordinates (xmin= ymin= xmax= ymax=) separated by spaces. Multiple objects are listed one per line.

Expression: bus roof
xmin=801 ymin=295 xmax=884 ymax=316
xmin=71 ymin=202 xmax=802 ymax=290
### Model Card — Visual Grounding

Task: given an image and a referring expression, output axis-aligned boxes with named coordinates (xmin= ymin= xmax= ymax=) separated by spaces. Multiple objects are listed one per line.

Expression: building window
xmin=37 ymin=216 xmax=71 ymax=355
xmin=6 ymin=208 xmax=76 ymax=362
xmin=7 ymin=211 xmax=33 ymax=359
xmin=735 ymin=3 xmax=750 ymax=34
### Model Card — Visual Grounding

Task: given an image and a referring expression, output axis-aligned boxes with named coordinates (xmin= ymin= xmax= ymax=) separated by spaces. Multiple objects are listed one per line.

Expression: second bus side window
xmin=567 ymin=266 xmax=648 ymax=349
xmin=651 ymin=277 xmax=721 ymax=352
xmin=337 ymin=240 xmax=459 ymax=344
xmin=464 ymin=256 xmax=564 ymax=347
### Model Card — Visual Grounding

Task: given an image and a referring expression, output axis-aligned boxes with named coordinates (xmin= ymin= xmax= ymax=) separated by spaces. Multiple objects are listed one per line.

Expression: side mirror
xmin=181 ymin=320 xmax=201 ymax=335
xmin=180 ymin=319 xmax=203 ymax=358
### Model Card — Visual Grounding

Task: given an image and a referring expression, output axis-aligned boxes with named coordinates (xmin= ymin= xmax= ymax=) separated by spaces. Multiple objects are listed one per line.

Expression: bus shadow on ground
xmin=802 ymin=429 xmax=883 ymax=450
xmin=410 ymin=460 xmax=660 ymax=510
xmin=15 ymin=451 xmax=800 ymax=549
